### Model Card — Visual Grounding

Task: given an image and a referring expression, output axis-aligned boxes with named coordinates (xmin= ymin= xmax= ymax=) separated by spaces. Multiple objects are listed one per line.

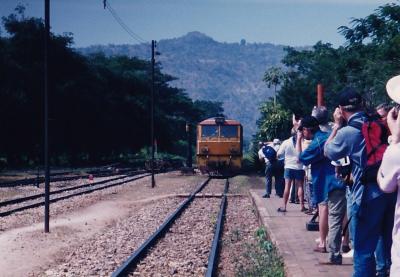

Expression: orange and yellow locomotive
xmin=196 ymin=117 xmax=243 ymax=176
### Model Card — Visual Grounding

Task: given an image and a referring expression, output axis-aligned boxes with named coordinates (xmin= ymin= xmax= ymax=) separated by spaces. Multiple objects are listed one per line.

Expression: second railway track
xmin=0 ymin=171 xmax=152 ymax=217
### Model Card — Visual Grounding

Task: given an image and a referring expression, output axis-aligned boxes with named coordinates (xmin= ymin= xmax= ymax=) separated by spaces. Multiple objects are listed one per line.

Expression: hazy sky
xmin=0 ymin=0 xmax=393 ymax=47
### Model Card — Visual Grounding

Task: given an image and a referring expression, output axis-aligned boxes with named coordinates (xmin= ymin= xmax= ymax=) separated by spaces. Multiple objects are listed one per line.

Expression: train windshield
xmin=220 ymin=125 xmax=238 ymax=138
xmin=202 ymin=125 xmax=219 ymax=137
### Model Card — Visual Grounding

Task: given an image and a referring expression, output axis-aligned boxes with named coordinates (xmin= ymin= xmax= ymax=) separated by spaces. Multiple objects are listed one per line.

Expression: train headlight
xmin=201 ymin=147 xmax=209 ymax=154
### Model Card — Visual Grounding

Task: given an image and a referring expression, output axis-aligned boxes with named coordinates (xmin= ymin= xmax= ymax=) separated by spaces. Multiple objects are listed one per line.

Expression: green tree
xmin=193 ymin=100 xmax=224 ymax=120
xmin=263 ymin=66 xmax=284 ymax=105
xmin=256 ymin=102 xmax=291 ymax=142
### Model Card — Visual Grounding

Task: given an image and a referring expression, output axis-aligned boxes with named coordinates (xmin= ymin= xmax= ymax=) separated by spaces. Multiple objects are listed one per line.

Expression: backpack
xmin=262 ymin=145 xmax=277 ymax=162
xmin=348 ymin=116 xmax=389 ymax=184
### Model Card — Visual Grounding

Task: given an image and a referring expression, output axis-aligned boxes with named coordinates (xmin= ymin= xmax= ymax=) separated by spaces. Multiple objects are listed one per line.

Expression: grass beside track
xmin=235 ymin=227 xmax=285 ymax=277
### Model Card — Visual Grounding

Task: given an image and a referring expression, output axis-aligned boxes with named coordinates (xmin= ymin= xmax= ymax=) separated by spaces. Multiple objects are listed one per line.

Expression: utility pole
xmin=186 ymin=123 xmax=192 ymax=168
xmin=317 ymin=84 xmax=325 ymax=107
xmin=44 ymin=0 xmax=50 ymax=233
xmin=151 ymin=40 xmax=156 ymax=188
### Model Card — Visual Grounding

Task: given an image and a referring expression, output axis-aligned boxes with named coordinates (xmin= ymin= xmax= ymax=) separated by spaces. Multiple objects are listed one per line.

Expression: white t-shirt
xmin=378 ymin=143 xmax=400 ymax=276
xmin=277 ymin=137 xmax=303 ymax=170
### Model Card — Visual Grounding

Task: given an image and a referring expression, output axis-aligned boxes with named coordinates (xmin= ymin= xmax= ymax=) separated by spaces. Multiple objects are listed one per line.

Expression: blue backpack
xmin=262 ymin=145 xmax=277 ymax=162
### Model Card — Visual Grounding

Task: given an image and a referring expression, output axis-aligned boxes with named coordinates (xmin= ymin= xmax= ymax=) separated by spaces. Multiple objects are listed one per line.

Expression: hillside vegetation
xmin=79 ymin=32 xmax=288 ymax=140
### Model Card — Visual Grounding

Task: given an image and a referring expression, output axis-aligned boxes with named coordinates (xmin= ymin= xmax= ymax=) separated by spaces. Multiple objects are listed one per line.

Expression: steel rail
xmin=206 ymin=178 xmax=229 ymax=277
xmin=0 ymin=173 xmax=152 ymax=217
xmin=111 ymin=177 xmax=212 ymax=277
xmin=0 ymin=171 xmax=146 ymax=208
xmin=0 ymin=168 xmax=139 ymax=188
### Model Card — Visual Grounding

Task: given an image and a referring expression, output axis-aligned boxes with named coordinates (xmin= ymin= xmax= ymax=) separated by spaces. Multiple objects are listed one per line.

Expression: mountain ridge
xmin=78 ymin=32 xmax=289 ymax=140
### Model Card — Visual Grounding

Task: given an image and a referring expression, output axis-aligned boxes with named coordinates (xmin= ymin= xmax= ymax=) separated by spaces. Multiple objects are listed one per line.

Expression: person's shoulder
xmin=283 ymin=137 xmax=292 ymax=144
xmin=279 ymin=139 xmax=288 ymax=148
xmin=315 ymin=130 xmax=329 ymax=140
xmin=385 ymin=143 xmax=400 ymax=158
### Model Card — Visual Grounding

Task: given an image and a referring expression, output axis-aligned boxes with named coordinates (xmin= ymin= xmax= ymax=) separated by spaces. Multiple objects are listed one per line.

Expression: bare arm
xmin=295 ymin=130 xmax=303 ymax=158
xmin=324 ymin=107 xmax=344 ymax=156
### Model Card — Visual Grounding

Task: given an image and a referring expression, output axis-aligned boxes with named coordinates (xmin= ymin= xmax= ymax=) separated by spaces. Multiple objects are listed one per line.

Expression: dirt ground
xmin=0 ymin=172 xmax=264 ymax=277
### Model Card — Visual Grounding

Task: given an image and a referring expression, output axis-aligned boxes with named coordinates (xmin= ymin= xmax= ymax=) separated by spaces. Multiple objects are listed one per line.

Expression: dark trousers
xmin=352 ymin=192 xmax=396 ymax=277
xmin=265 ymin=160 xmax=284 ymax=197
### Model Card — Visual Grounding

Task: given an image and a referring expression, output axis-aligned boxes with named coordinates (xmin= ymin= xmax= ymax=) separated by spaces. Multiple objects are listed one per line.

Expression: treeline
xmin=257 ymin=2 xmax=400 ymax=142
xmin=0 ymin=7 xmax=223 ymax=167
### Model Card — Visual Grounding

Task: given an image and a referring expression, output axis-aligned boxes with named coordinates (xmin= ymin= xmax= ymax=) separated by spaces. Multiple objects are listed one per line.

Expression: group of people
xmin=258 ymin=87 xmax=400 ymax=277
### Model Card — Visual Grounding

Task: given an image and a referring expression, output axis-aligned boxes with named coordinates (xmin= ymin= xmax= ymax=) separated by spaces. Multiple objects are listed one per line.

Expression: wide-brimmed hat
xmin=386 ymin=75 xmax=400 ymax=104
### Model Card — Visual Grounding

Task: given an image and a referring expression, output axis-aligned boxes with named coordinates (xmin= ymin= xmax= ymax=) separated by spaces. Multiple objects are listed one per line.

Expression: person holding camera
xmin=324 ymin=88 xmax=396 ymax=277
xmin=378 ymin=76 xmax=400 ymax=277
xmin=276 ymin=116 xmax=306 ymax=213
xmin=297 ymin=115 xmax=346 ymax=264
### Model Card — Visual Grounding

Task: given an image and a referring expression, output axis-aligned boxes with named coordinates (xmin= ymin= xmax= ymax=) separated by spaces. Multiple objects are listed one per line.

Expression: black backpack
xmin=262 ymin=145 xmax=277 ymax=162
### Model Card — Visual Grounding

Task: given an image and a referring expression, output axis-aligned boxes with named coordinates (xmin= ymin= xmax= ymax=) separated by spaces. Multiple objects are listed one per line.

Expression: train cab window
xmin=220 ymin=125 xmax=238 ymax=138
xmin=202 ymin=125 xmax=219 ymax=137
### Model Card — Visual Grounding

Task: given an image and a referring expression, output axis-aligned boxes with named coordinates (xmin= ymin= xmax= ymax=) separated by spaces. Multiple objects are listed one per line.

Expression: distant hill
xmin=78 ymin=32 xmax=288 ymax=141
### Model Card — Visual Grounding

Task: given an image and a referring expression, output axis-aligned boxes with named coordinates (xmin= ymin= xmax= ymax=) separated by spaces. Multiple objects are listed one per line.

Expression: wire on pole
xmin=103 ymin=0 xmax=147 ymax=44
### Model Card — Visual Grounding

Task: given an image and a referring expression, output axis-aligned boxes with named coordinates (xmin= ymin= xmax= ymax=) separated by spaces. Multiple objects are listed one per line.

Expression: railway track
xmin=111 ymin=177 xmax=229 ymax=277
xmin=0 ymin=167 xmax=141 ymax=188
xmin=0 ymin=171 xmax=152 ymax=217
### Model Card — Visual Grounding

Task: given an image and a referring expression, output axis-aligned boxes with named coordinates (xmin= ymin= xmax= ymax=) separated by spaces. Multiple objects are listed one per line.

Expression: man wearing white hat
xmin=377 ymin=75 xmax=400 ymax=277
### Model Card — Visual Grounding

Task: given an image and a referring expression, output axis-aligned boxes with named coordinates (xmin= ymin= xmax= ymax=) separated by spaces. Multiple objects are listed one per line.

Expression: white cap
xmin=386 ymin=75 xmax=400 ymax=104
xmin=273 ymin=138 xmax=281 ymax=144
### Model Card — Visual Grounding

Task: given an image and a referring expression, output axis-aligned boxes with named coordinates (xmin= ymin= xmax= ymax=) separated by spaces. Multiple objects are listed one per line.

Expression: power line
xmin=104 ymin=0 xmax=147 ymax=44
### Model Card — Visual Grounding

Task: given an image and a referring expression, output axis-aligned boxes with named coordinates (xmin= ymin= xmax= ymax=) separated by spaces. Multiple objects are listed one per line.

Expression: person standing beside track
xmin=258 ymin=141 xmax=282 ymax=198
xmin=378 ymin=105 xmax=400 ymax=276
xmin=324 ymin=88 xmax=396 ymax=277
xmin=276 ymin=127 xmax=306 ymax=213
xmin=272 ymin=138 xmax=284 ymax=197
xmin=296 ymin=115 xmax=346 ymax=264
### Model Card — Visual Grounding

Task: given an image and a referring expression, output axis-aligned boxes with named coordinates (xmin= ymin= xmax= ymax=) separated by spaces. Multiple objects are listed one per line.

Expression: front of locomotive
xmin=196 ymin=117 xmax=242 ymax=176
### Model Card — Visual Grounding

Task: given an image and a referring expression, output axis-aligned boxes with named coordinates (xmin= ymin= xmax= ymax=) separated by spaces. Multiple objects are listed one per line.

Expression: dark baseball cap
xmin=298 ymin=115 xmax=319 ymax=130
xmin=311 ymin=106 xmax=328 ymax=125
xmin=338 ymin=87 xmax=363 ymax=107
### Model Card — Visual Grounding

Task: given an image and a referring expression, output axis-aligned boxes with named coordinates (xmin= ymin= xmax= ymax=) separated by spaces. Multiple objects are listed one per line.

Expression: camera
xmin=394 ymin=104 xmax=400 ymax=119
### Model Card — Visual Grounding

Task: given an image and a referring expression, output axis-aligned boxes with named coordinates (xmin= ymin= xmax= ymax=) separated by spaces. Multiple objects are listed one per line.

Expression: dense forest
xmin=256 ymin=2 xmax=400 ymax=143
xmin=0 ymin=7 xmax=223 ymax=168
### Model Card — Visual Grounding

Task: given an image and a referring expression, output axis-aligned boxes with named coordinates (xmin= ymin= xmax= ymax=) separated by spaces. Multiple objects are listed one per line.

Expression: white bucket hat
xmin=386 ymin=75 xmax=400 ymax=104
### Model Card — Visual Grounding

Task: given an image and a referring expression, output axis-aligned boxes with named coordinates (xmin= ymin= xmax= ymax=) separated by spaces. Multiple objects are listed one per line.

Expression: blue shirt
xmin=300 ymin=130 xmax=345 ymax=204
xmin=324 ymin=112 xmax=383 ymax=205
